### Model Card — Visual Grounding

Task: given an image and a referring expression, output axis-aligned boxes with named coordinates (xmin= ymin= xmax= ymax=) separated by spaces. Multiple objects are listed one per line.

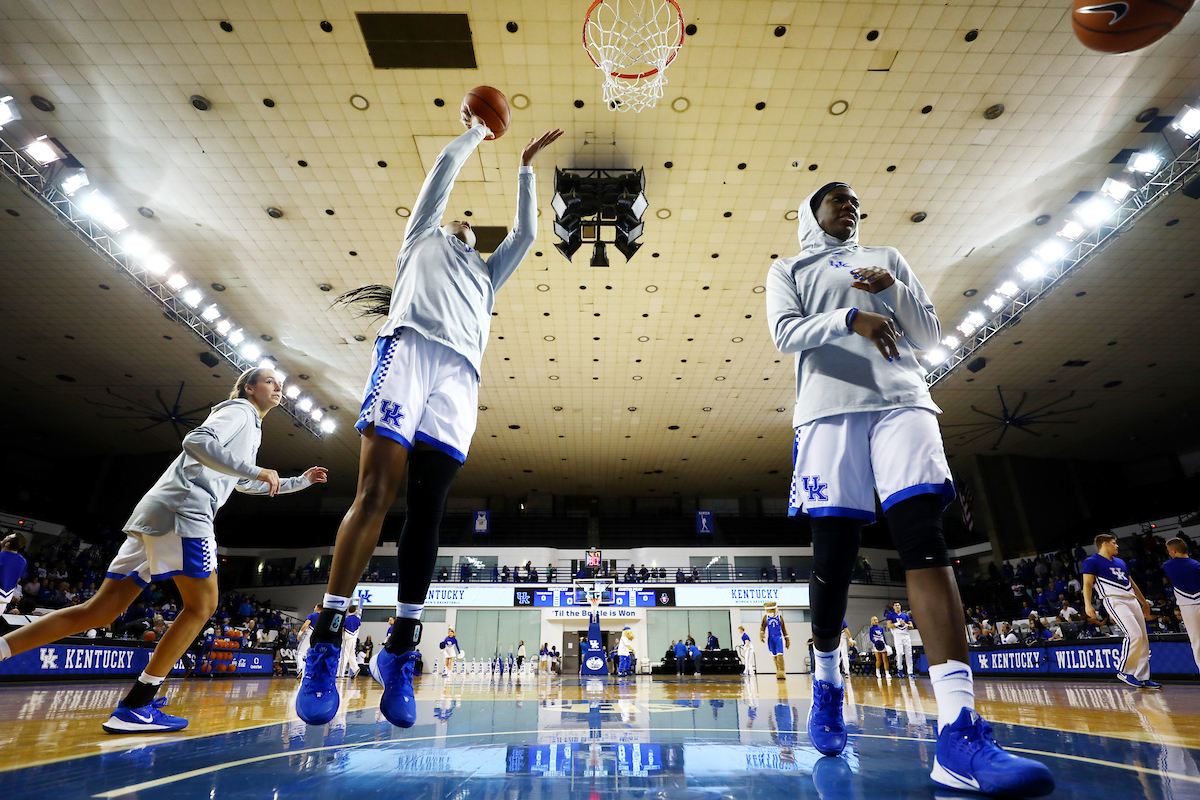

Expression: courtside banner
xmin=0 ymin=643 xmax=189 ymax=678
xmin=354 ymin=584 xmax=516 ymax=608
xmin=960 ymin=640 xmax=1198 ymax=676
xmin=970 ymin=647 xmax=1048 ymax=674
xmin=673 ymin=585 xmax=810 ymax=608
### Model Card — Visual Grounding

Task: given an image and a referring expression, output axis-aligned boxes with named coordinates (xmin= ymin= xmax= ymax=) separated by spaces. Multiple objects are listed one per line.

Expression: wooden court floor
xmin=2 ymin=672 xmax=1198 ymax=799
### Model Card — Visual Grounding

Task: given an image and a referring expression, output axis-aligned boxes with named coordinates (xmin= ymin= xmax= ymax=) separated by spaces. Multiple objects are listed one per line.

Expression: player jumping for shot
xmin=295 ymin=106 xmax=562 ymax=727
xmin=766 ymin=183 xmax=1053 ymax=795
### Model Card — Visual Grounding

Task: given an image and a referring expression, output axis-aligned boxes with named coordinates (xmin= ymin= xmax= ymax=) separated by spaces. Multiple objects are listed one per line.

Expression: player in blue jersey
xmin=1082 ymin=533 xmax=1160 ymax=688
xmin=766 ymin=183 xmax=1053 ymax=795
xmin=295 ymin=604 xmax=320 ymax=679
xmin=0 ymin=532 xmax=28 ymax=615
xmin=1164 ymin=538 xmax=1200 ymax=670
xmin=339 ymin=603 xmax=361 ymax=677
xmin=868 ymin=616 xmax=889 ymax=678
xmin=886 ymin=602 xmax=916 ymax=678
xmin=737 ymin=625 xmax=754 ymax=674
xmin=760 ymin=601 xmax=790 ymax=680
xmin=295 ymin=110 xmax=562 ymax=728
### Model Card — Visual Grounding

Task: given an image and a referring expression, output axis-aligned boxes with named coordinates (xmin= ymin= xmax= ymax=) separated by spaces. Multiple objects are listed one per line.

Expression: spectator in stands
xmin=492 ymin=565 xmax=499 ymax=583
xmin=638 ymin=564 xmax=650 ymax=582
xmin=624 ymin=564 xmax=636 ymax=582
xmin=673 ymin=639 xmax=687 ymax=674
xmin=547 ymin=564 xmax=555 ymax=582
xmin=529 ymin=565 xmax=539 ymax=582
xmin=79 ymin=581 xmax=97 ymax=602
xmin=1028 ymin=613 xmax=1059 ymax=641
xmin=706 ymin=631 xmax=718 ymax=650
xmin=1057 ymin=598 xmax=1079 ymax=624
xmin=1034 ymin=588 xmax=1050 ymax=612
xmin=977 ymin=622 xmax=995 ymax=647
xmin=675 ymin=568 xmax=685 ymax=583
xmin=460 ymin=562 xmax=471 ymax=582
xmin=691 ymin=566 xmax=700 ymax=583
xmin=1000 ymin=622 xmax=1018 ymax=645
xmin=22 ymin=576 xmax=41 ymax=602
xmin=503 ymin=565 xmax=511 ymax=582
xmin=576 ymin=566 xmax=588 ymax=580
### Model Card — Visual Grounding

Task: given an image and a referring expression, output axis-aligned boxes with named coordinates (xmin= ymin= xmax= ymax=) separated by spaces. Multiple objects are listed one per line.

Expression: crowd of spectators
xmin=957 ymin=530 xmax=1197 ymax=645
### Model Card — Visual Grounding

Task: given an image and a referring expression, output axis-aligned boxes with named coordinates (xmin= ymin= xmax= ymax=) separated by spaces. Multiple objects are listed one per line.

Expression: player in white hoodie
xmin=766 ymin=184 xmax=1052 ymax=796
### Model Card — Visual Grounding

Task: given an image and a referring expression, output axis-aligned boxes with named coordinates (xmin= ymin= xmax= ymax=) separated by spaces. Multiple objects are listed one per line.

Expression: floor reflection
xmin=1 ymin=673 xmax=1199 ymax=799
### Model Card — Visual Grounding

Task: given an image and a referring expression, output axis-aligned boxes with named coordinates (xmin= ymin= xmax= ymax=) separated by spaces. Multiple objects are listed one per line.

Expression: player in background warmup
xmin=294 ymin=604 xmax=320 ymax=679
xmin=0 ymin=532 xmax=28 ymax=617
xmin=760 ymin=601 xmax=789 ymax=680
xmin=441 ymin=629 xmax=460 ymax=676
xmin=540 ymin=643 xmax=551 ymax=673
xmin=837 ymin=620 xmax=852 ymax=677
xmin=338 ymin=603 xmax=361 ymax=678
xmin=516 ymin=640 xmax=526 ymax=670
xmin=766 ymin=183 xmax=1053 ymax=795
xmin=0 ymin=368 xmax=326 ymax=733
xmin=1083 ymin=533 xmax=1162 ymax=688
xmin=737 ymin=625 xmax=754 ymax=674
xmin=1163 ymin=537 xmax=1200 ymax=670
xmin=293 ymin=104 xmax=562 ymax=727
xmin=868 ymin=616 xmax=889 ymax=678
xmin=887 ymin=602 xmax=916 ymax=678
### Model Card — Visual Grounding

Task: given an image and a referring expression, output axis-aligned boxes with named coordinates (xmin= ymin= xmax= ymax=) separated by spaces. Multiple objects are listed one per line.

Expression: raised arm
xmin=765 ymin=263 xmax=857 ymax=354
xmin=487 ymin=129 xmax=563 ymax=290
xmin=404 ymin=124 xmax=490 ymax=244
xmin=181 ymin=405 xmax=260 ymax=480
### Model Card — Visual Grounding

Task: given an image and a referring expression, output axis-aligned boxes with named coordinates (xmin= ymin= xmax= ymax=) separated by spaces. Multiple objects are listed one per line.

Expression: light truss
xmin=0 ymin=134 xmax=324 ymax=438
xmin=925 ymin=134 xmax=1200 ymax=388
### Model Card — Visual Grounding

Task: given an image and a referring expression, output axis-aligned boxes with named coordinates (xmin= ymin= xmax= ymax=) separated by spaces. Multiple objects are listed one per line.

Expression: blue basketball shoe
xmin=931 ymin=708 xmax=1054 ymax=796
xmin=806 ymin=678 xmax=847 ymax=757
xmin=371 ymin=648 xmax=419 ymax=728
xmin=296 ymin=641 xmax=341 ymax=725
xmin=1141 ymin=679 xmax=1163 ymax=689
xmin=102 ymin=697 xmax=188 ymax=734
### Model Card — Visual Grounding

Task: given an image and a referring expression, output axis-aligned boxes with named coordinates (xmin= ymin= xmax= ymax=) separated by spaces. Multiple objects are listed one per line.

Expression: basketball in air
xmin=1072 ymin=0 xmax=1194 ymax=54
xmin=462 ymin=86 xmax=511 ymax=140
xmin=142 ymin=630 xmax=156 ymax=641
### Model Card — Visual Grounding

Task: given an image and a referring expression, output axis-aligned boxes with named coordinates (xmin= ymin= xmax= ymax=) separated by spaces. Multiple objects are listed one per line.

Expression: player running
xmin=766 ymin=183 xmax=1053 ymax=795
xmin=1164 ymin=538 xmax=1200 ymax=671
xmin=0 ymin=368 xmax=326 ymax=733
xmin=868 ymin=616 xmax=889 ymax=678
xmin=293 ymin=106 xmax=562 ymax=727
xmin=1083 ymin=533 xmax=1162 ymax=688
xmin=887 ymin=602 xmax=916 ymax=678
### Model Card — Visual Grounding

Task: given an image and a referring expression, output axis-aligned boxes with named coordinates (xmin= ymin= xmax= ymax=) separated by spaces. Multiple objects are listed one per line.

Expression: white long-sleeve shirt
xmin=123 ymin=399 xmax=311 ymax=538
xmin=766 ymin=187 xmax=942 ymax=428
xmin=379 ymin=124 xmax=537 ymax=379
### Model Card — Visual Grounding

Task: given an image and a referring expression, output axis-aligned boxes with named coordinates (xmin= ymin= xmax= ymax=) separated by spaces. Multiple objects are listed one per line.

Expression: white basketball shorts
xmin=106 ymin=532 xmax=218 ymax=586
xmin=788 ymin=407 xmax=954 ymax=522
xmin=355 ymin=328 xmax=480 ymax=463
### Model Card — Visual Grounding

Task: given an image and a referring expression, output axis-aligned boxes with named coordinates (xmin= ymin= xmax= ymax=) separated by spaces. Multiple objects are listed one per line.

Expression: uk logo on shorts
xmin=379 ymin=400 xmax=405 ymax=428
xmin=801 ymin=476 xmax=829 ymax=502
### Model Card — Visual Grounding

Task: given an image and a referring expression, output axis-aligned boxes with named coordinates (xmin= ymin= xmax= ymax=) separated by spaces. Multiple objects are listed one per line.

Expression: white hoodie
xmin=765 ymin=188 xmax=942 ymax=428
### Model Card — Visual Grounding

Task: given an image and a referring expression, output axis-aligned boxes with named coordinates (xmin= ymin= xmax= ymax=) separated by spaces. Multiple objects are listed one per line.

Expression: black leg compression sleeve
xmin=884 ymin=494 xmax=951 ymax=571
xmin=398 ymin=448 xmax=460 ymax=602
xmin=809 ymin=516 xmax=862 ymax=652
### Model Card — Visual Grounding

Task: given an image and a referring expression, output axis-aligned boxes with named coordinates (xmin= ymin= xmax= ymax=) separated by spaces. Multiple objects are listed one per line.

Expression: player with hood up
xmin=764 ymin=183 xmax=1053 ymax=796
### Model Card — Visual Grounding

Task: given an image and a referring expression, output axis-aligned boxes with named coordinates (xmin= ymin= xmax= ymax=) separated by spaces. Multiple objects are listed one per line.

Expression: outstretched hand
xmin=304 ymin=466 xmax=329 ymax=484
xmin=521 ymin=129 xmax=565 ymax=167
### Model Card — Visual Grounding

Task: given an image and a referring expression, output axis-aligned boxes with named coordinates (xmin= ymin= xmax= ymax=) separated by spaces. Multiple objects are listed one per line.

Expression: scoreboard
xmin=514 ymin=587 xmax=675 ymax=607
xmin=585 ymin=548 xmax=602 ymax=567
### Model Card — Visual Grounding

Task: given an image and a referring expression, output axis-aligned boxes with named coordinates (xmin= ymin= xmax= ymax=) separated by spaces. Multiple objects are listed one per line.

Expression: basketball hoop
xmin=588 ymin=595 xmax=602 ymax=616
xmin=583 ymin=0 xmax=685 ymax=112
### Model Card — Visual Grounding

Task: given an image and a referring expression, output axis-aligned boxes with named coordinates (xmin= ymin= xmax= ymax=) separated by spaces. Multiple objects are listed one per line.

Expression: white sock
xmin=0 ymin=638 xmax=10 ymax=660
xmin=929 ymin=659 xmax=975 ymax=732
xmin=138 ymin=670 xmax=166 ymax=686
xmin=323 ymin=593 xmax=351 ymax=611
xmin=813 ymin=647 xmax=842 ymax=688
xmin=398 ymin=603 xmax=424 ymax=620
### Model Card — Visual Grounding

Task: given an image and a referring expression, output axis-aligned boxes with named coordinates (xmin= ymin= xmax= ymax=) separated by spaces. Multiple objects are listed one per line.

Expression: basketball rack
xmin=583 ymin=0 xmax=685 ymax=112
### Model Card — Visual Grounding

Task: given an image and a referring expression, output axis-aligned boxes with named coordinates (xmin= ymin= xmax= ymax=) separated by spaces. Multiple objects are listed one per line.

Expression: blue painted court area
xmin=4 ymin=676 xmax=1199 ymax=799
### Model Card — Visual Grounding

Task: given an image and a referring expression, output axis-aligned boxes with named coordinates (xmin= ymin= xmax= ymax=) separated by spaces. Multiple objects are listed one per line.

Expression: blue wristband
xmin=846 ymin=308 xmax=858 ymax=332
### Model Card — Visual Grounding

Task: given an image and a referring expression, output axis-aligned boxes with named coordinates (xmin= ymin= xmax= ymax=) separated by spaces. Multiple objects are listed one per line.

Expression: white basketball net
xmin=584 ymin=0 xmax=685 ymax=112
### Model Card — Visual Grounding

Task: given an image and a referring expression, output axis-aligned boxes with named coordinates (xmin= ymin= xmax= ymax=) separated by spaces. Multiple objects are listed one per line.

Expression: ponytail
xmin=229 ymin=367 xmax=271 ymax=401
xmin=334 ymin=284 xmax=393 ymax=318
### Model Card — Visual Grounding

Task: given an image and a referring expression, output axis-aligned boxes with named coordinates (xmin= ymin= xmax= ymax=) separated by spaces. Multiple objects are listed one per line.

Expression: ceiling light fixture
xmin=166 ymin=273 xmax=188 ymax=290
xmin=80 ymin=191 xmax=128 ymax=231
xmin=60 ymin=170 xmax=89 ymax=195
xmin=122 ymin=233 xmax=153 ymax=257
xmin=1075 ymin=196 xmax=1116 ymax=226
xmin=1016 ymin=258 xmax=1044 ymax=281
xmin=240 ymin=344 xmax=261 ymax=361
xmin=215 ymin=319 xmax=233 ymax=336
xmin=1126 ymin=150 xmax=1162 ymax=175
xmin=941 ymin=335 xmax=960 ymax=348
xmin=297 ymin=398 xmax=313 ymax=412
xmin=23 ymin=135 xmax=63 ymax=165
xmin=143 ymin=252 xmax=172 ymax=275
xmin=957 ymin=311 xmax=985 ymax=336
xmin=227 ymin=328 xmax=246 ymax=345
xmin=1033 ymin=239 xmax=1067 ymax=262
xmin=1100 ymin=178 xmax=1134 ymax=201
xmin=181 ymin=288 xmax=203 ymax=307
xmin=311 ymin=408 xmax=324 ymax=421
xmin=285 ymin=384 xmax=301 ymax=399
xmin=983 ymin=294 xmax=1005 ymax=312
xmin=0 ymin=95 xmax=19 ymax=126
xmin=1057 ymin=220 xmax=1085 ymax=240
xmin=201 ymin=304 xmax=220 ymax=322
xmin=997 ymin=281 xmax=1019 ymax=298
xmin=1170 ymin=105 xmax=1200 ymax=138
xmin=924 ymin=347 xmax=950 ymax=366
xmin=319 ymin=418 xmax=336 ymax=434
